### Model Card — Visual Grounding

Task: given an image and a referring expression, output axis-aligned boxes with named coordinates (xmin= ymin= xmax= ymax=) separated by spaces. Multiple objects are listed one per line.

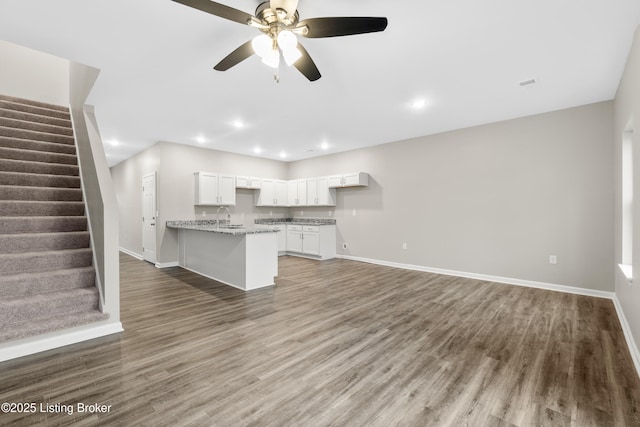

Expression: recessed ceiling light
xmin=279 ymin=151 xmax=287 ymax=159
xmin=320 ymin=142 xmax=329 ymax=150
xmin=253 ymin=147 xmax=262 ymax=154
xmin=232 ymin=120 xmax=244 ymax=128
xmin=196 ymin=136 xmax=206 ymax=144
xmin=412 ymin=99 xmax=427 ymax=109
xmin=107 ymin=139 xmax=119 ymax=147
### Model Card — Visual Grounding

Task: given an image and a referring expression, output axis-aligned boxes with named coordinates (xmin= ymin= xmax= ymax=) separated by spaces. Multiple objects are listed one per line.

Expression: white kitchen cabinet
xmin=194 ymin=172 xmax=236 ymax=206
xmin=236 ymin=176 xmax=262 ymax=189
xmin=287 ymin=225 xmax=303 ymax=253
xmin=287 ymin=179 xmax=308 ymax=206
xmin=255 ymin=179 xmax=288 ymax=206
xmin=286 ymin=224 xmax=335 ymax=260
xmin=307 ymin=177 xmax=336 ymax=206
xmin=328 ymin=172 xmax=369 ymax=188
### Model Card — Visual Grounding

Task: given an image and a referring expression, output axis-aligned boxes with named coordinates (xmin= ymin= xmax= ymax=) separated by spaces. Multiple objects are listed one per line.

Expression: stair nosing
xmin=0 ymin=107 xmax=72 ymax=125
xmin=0 ymin=96 xmax=69 ymax=113
xmin=0 ymin=157 xmax=79 ymax=170
xmin=0 ymin=126 xmax=75 ymax=142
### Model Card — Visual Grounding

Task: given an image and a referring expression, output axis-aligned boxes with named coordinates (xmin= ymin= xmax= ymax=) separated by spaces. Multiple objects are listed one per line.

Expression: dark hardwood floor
xmin=1 ymin=253 xmax=639 ymax=426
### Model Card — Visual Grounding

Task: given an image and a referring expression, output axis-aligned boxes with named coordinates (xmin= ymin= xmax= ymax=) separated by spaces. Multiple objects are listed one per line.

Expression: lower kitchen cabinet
xmin=286 ymin=225 xmax=335 ymax=260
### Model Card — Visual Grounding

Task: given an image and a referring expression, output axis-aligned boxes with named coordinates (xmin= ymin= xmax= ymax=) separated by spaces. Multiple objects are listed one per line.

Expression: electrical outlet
xmin=343 ymin=243 xmax=348 ymax=249
xmin=300 ymin=211 xmax=304 ymax=216
xmin=202 ymin=211 xmax=206 ymax=217
xmin=328 ymin=211 xmax=333 ymax=216
xmin=549 ymin=255 xmax=557 ymax=265
xmin=352 ymin=209 xmax=356 ymax=216
xmin=402 ymin=243 xmax=407 ymax=250
xmin=269 ymin=211 xmax=273 ymax=216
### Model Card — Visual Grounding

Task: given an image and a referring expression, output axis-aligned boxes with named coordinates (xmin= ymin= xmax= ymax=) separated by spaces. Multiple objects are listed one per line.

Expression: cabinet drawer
xmin=288 ymin=225 xmax=303 ymax=231
xmin=303 ymin=226 xmax=319 ymax=232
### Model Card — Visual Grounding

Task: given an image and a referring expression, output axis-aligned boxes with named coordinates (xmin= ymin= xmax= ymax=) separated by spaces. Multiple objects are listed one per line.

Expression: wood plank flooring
xmin=1 ymin=253 xmax=639 ymax=426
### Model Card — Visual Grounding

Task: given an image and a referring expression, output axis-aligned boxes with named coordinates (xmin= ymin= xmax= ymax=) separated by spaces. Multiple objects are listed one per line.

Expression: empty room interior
xmin=2 ymin=0 xmax=640 ymax=425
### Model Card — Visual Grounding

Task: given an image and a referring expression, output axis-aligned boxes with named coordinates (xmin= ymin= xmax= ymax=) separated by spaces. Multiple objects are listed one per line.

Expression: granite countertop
xmin=166 ymin=220 xmax=278 ymax=235
xmin=255 ymin=218 xmax=336 ymax=226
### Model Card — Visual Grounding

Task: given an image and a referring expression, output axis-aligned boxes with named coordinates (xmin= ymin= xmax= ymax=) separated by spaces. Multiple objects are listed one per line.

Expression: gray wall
xmin=289 ymin=102 xmax=614 ymax=292
xmin=112 ymin=101 xmax=614 ymax=292
xmin=614 ymin=25 xmax=640 ymax=348
xmin=111 ymin=141 xmax=289 ymax=263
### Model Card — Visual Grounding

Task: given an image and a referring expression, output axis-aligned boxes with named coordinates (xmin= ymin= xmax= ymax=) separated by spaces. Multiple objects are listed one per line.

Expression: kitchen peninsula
xmin=166 ymin=220 xmax=279 ymax=291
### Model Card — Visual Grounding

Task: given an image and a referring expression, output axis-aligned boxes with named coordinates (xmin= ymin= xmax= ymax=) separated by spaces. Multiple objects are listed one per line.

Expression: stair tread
xmin=0 ymin=286 xmax=98 ymax=305
xmin=0 ymin=95 xmax=69 ymax=112
xmin=0 ymin=247 xmax=92 ymax=259
xmin=0 ymin=265 xmax=95 ymax=281
xmin=0 ymin=135 xmax=76 ymax=154
xmin=0 ymin=310 xmax=108 ymax=343
xmin=0 ymin=107 xmax=71 ymax=127
xmin=0 ymin=145 xmax=76 ymax=160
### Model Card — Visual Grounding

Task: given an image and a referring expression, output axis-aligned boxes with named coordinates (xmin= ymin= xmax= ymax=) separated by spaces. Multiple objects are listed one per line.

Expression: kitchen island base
xmin=177 ymin=228 xmax=278 ymax=291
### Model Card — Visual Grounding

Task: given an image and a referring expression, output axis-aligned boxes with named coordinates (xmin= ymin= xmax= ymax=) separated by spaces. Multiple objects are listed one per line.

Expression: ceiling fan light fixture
xmin=251 ymin=34 xmax=273 ymax=58
xmin=277 ymin=30 xmax=297 ymax=50
xmin=261 ymin=48 xmax=280 ymax=68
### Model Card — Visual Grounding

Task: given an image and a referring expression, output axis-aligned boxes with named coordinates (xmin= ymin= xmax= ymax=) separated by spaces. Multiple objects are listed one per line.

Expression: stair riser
xmin=0 ymin=201 xmax=84 ymax=216
xmin=0 ymin=146 xmax=77 ymax=165
xmin=0 ymin=249 xmax=93 ymax=276
xmin=0 ymin=136 xmax=76 ymax=155
xmin=0 ymin=126 xmax=74 ymax=145
xmin=0 ymin=232 xmax=90 ymax=254
xmin=0 ymin=108 xmax=71 ymax=128
xmin=0 ymin=217 xmax=88 ymax=234
xmin=0 ymin=117 xmax=73 ymax=137
xmin=0 ymin=291 xmax=99 ymax=326
xmin=0 ymin=268 xmax=95 ymax=299
xmin=0 ymin=172 xmax=80 ymax=188
xmin=0 ymin=186 xmax=83 ymax=202
xmin=0 ymin=159 xmax=79 ymax=176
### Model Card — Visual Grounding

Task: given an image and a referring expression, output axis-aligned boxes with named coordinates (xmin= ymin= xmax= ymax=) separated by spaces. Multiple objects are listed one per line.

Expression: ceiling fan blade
xmin=293 ymin=43 xmax=321 ymax=81
xmin=172 ymin=0 xmax=254 ymax=26
xmin=214 ymin=40 xmax=255 ymax=71
xmin=297 ymin=17 xmax=388 ymax=38
xmin=270 ymin=0 xmax=298 ymax=19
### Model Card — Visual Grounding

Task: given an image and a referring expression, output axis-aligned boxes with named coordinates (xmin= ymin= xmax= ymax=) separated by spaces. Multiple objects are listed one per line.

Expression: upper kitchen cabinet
xmin=307 ymin=177 xmax=336 ymax=206
xmin=194 ymin=172 xmax=236 ymax=206
xmin=328 ymin=172 xmax=369 ymax=188
xmin=287 ymin=179 xmax=308 ymax=206
xmin=255 ymin=179 xmax=288 ymax=206
xmin=236 ymin=176 xmax=262 ymax=189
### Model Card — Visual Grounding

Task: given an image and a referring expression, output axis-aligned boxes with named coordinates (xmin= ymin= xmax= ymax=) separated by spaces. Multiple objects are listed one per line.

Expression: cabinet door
xmin=236 ymin=176 xmax=249 ymax=188
xmin=297 ymin=179 xmax=307 ymax=206
xmin=248 ymin=177 xmax=262 ymax=189
xmin=328 ymin=175 xmax=343 ymax=188
xmin=196 ymin=172 xmax=219 ymax=205
xmin=275 ymin=225 xmax=287 ymax=252
xmin=275 ymin=180 xmax=288 ymax=206
xmin=303 ymin=232 xmax=320 ymax=255
xmin=307 ymin=178 xmax=318 ymax=205
xmin=287 ymin=180 xmax=298 ymax=206
xmin=317 ymin=177 xmax=336 ymax=206
xmin=287 ymin=230 xmax=303 ymax=252
xmin=218 ymin=174 xmax=236 ymax=205
xmin=257 ymin=179 xmax=275 ymax=206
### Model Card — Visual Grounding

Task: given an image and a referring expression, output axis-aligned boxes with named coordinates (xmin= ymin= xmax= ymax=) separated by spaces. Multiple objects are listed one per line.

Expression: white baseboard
xmin=155 ymin=261 xmax=179 ymax=268
xmin=119 ymin=247 xmax=143 ymax=260
xmin=612 ymin=295 xmax=640 ymax=378
xmin=337 ymin=254 xmax=640 ymax=378
xmin=337 ymin=255 xmax=614 ymax=299
xmin=0 ymin=321 xmax=123 ymax=363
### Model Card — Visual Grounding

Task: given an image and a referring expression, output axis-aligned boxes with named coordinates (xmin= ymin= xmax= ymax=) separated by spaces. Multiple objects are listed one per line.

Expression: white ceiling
xmin=1 ymin=1 xmax=640 ymax=167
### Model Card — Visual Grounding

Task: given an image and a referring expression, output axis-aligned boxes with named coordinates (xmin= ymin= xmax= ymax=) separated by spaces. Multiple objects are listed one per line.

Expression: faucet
xmin=216 ymin=206 xmax=230 ymax=228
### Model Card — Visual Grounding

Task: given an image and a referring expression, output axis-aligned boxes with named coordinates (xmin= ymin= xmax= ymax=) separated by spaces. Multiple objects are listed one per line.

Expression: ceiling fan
xmin=172 ymin=0 xmax=388 ymax=81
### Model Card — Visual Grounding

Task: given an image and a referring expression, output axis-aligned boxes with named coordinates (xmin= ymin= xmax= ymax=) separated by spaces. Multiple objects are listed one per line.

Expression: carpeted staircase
xmin=0 ymin=94 xmax=108 ymax=343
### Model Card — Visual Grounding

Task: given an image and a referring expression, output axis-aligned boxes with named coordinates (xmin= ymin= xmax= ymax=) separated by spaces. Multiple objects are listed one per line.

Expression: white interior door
xmin=142 ymin=172 xmax=157 ymax=264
